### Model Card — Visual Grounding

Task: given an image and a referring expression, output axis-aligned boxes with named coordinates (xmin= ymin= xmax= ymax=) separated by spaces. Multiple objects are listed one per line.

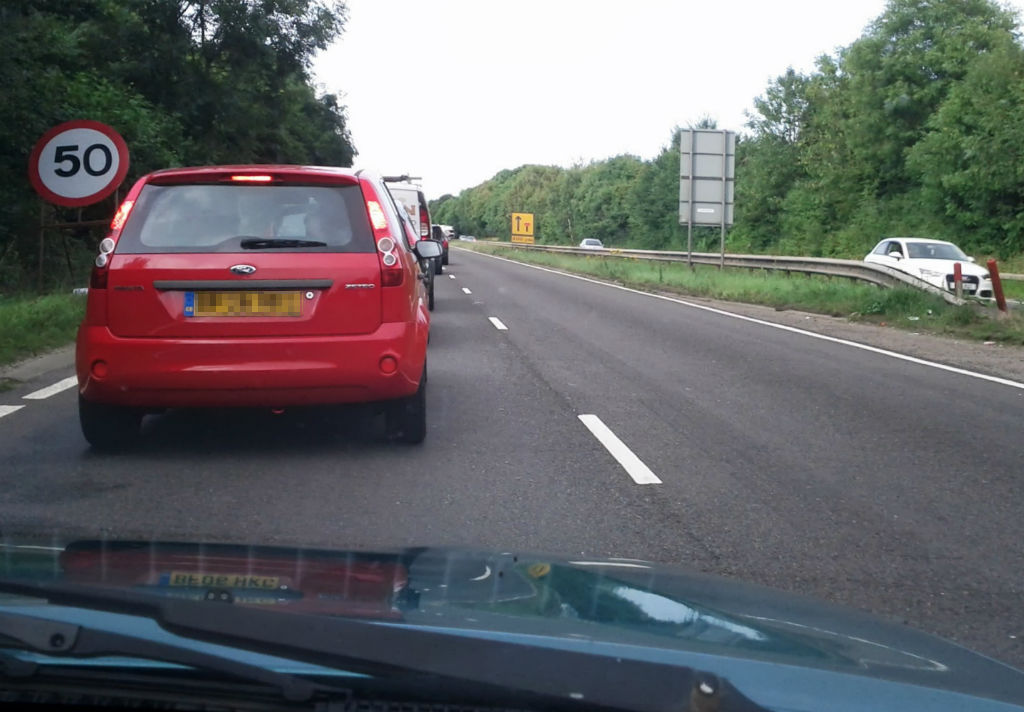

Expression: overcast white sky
xmin=313 ymin=0 xmax=1023 ymax=200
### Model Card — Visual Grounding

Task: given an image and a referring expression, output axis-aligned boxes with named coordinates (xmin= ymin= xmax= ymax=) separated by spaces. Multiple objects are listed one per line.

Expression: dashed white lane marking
xmin=23 ymin=376 xmax=77 ymax=400
xmin=578 ymin=414 xmax=662 ymax=485
xmin=488 ymin=317 xmax=508 ymax=331
xmin=462 ymin=287 xmax=472 ymax=294
xmin=466 ymin=249 xmax=1024 ymax=392
xmin=0 ymin=405 xmax=25 ymax=419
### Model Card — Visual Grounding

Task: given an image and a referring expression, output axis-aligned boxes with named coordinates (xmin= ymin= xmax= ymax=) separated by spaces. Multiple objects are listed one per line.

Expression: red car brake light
xmin=110 ymin=199 xmax=134 ymax=231
xmin=366 ymin=200 xmax=389 ymax=232
xmin=230 ymin=174 xmax=274 ymax=183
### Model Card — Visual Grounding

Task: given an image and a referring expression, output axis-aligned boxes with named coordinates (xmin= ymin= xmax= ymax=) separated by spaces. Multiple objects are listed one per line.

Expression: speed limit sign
xmin=28 ymin=120 xmax=130 ymax=208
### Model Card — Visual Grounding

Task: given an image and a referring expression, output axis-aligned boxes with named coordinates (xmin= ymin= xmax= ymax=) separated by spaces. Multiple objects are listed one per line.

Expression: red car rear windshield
xmin=116 ymin=183 xmax=375 ymax=254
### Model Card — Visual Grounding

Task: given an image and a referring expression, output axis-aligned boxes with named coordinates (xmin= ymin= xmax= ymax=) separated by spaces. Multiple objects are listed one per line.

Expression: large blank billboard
xmin=680 ymin=130 xmax=735 ymax=227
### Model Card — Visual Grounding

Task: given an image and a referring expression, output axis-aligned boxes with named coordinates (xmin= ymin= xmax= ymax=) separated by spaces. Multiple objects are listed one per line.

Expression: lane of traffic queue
xmin=0 ymin=266 xmax=675 ymax=564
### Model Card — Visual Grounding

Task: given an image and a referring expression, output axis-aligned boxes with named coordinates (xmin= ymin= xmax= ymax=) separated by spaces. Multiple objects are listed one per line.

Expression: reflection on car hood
xmin=2 ymin=540 xmax=1023 ymax=710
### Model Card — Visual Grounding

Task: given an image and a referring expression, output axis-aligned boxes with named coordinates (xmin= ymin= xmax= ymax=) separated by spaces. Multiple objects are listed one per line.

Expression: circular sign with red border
xmin=28 ymin=120 xmax=130 ymax=208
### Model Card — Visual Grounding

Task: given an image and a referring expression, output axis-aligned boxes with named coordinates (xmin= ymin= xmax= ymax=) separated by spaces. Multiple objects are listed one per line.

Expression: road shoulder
xmin=0 ymin=344 xmax=75 ymax=385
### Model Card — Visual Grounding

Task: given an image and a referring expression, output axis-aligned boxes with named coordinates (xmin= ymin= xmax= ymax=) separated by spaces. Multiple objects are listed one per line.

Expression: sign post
xmin=511 ymin=212 xmax=535 ymax=244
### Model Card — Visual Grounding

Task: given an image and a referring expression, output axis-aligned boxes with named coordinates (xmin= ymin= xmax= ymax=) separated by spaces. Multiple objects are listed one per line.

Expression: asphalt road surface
xmin=1 ymin=246 xmax=1023 ymax=669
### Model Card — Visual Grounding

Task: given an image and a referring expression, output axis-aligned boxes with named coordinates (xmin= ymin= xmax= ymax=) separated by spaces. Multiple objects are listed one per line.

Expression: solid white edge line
xmin=0 ymin=405 xmax=25 ymax=418
xmin=578 ymin=414 xmax=662 ymax=485
xmin=462 ymin=287 xmax=472 ymax=294
xmin=466 ymin=249 xmax=1024 ymax=392
xmin=488 ymin=316 xmax=508 ymax=331
xmin=22 ymin=376 xmax=78 ymax=400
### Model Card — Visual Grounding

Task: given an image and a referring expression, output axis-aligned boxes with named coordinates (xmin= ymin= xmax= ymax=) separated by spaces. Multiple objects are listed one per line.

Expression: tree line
xmin=0 ymin=0 xmax=354 ymax=291
xmin=431 ymin=0 xmax=1024 ymax=259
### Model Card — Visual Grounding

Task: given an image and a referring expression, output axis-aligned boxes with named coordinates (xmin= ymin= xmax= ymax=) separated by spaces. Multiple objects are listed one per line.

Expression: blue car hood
xmin=1 ymin=540 xmax=1022 ymax=711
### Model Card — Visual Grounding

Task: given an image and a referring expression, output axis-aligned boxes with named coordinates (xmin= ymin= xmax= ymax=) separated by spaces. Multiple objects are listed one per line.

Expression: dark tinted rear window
xmin=117 ymin=183 xmax=374 ymax=253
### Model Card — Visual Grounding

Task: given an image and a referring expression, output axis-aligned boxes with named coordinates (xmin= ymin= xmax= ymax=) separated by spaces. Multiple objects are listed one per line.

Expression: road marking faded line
xmin=0 ymin=405 xmax=25 ymax=419
xmin=23 ymin=376 xmax=77 ymax=400
xmin=462 ymin=287 xmax=472 ymax=294
xmin=468 ymin=250 xmax=1024 ymax=392
xmin=449 ymin=274 xmax=456 ymax=279
xmin=578 ymin=414 xmax=662 ymax=485
xmin=568 ymin=560 xmax=652 ymax=569
xmin=488 ymin=317 xmax=508 ymax=331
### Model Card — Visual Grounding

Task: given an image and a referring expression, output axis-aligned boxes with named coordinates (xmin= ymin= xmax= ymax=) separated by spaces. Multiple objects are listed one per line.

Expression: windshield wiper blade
xmin=0 ymin=609 xmax=322 ymax=702
xmin=240 ymin=238 xmax=327 ymax=249
xmin=0 ymin=578 xmax=769 ymax=712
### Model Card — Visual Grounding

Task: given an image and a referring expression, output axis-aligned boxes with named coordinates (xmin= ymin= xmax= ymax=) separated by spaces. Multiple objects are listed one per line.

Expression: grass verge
xmin=0 ymin=292 xmax=85 ymax=368
xmin=460 ymin=244 xmax=1024 ymax=344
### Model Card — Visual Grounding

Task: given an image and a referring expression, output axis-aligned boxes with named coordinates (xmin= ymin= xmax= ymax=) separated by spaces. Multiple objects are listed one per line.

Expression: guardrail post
xmin=988 ymin=259 xmax=1008 ymax=315
xmin=953 ymin=262 xmax=963 ymax=299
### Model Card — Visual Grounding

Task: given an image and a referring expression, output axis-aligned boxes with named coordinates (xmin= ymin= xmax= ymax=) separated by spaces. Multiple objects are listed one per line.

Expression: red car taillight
xmin=90 ymin=198 xmax=134 ymax=289
xmin=365 ymin=200 xmax=404 ymax=287
xmin=378 ymin=238 xmax=403 ymax=287
xmin=419 ymin=212 xmax=429 ymax=240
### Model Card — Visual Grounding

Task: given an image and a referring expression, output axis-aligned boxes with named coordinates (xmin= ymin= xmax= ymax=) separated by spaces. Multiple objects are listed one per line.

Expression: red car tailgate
xmin=107 ymin=252 xmax=382 ymax=338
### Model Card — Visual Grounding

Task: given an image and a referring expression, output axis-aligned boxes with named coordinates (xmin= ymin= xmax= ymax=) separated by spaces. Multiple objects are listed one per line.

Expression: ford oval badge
xmin=230 ymin=264 xmax=257 ymax=275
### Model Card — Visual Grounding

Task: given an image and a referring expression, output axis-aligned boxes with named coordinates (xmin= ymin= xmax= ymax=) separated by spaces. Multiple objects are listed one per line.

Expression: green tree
xmin=908 ymin=43 xmax=1024 ymax=255
xmin=837 ymin=0 xmax=1018 ymax=194
xmin=0 ymin=0 xmax=355 ymax=291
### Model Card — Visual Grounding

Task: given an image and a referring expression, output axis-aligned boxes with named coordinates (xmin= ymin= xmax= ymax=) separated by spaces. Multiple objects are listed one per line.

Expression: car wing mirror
xmin=888 ymin=252 xmax=903 ymax=260
xmin=414 ymin=239 xmax=443 ymax=260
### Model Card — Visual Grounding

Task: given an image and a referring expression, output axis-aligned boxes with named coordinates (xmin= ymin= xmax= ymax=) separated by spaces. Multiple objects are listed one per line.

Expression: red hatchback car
xmin=76 ymin=165 xmax=442 ymax=449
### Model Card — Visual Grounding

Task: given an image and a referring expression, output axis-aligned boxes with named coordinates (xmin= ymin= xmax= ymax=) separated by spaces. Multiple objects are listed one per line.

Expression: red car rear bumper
xmin=76 ymin=322 xmax=426 ymax=408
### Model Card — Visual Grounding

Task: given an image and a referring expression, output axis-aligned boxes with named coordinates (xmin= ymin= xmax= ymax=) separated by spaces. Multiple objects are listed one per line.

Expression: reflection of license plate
xmin=165 ymin=571 xmax=281 ymax=589
xmin=185 ymin=291 xmax=301 ymax=317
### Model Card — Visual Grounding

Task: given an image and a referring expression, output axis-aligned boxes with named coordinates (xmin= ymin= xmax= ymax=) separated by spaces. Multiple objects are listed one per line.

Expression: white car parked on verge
xmin=864 ymin=237 xmax=993 ymax=298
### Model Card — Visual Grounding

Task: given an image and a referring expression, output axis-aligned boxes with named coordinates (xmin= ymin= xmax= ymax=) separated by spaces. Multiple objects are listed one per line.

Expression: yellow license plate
xmin=167 ymin=571 xmax=281 ymax=589
xmin=187 ymin=291 xmax=301 ymax=317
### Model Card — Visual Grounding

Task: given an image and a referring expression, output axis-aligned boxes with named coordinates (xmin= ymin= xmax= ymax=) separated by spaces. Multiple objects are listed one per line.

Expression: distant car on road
xmin=437 ymin=225 xmax=456 ymax=265
xmin=76 ymin=165 xmax=442 ymax=449
xmin=430 ymin=225 xmax=449 ymax=273
xmin=863 ymin=237 xmax=993 ymax=298
xmin=579 ymin=238 xmax=604 ymax=250
xmin=459 ymin=235 xmax=477 ymax=242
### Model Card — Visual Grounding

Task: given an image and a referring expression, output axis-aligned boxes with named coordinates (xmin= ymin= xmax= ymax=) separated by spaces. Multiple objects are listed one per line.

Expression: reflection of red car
xmin=59 ymin=541 xmax=413 ymax=618
xmin=76 ymin=165 xmax=441 ymax=449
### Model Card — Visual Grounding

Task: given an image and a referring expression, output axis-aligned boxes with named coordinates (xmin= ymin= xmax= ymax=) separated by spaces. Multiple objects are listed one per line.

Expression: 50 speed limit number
xmin=29 ymin=120 xmax=130 ymax=208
